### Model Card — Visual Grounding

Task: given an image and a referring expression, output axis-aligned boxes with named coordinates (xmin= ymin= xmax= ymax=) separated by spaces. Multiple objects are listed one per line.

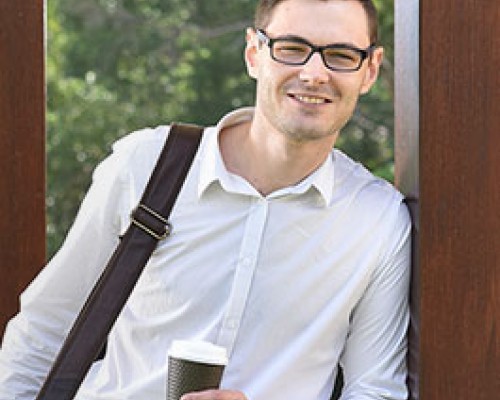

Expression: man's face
xmin=245 ymin=0 xmax=383 ymax=144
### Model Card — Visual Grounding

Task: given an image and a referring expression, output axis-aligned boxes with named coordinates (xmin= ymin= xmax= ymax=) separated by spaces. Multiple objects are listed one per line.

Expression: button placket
xmin=217 ymin=198 xmax=269 ymax=354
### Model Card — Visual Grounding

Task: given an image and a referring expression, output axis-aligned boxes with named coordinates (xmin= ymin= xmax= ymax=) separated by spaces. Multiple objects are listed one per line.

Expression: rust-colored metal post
xmin=395 ymin=0 xmax=499 ymax=399
xmin=0 ymin=0 xmax=46 ymax=336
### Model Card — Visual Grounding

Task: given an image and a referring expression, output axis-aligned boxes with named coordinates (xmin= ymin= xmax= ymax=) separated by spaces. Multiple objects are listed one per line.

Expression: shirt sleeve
xmin=339 ymin=200 xmax=412 ymax=400
xmin=0 ymin=141 xmax=133 ymax=399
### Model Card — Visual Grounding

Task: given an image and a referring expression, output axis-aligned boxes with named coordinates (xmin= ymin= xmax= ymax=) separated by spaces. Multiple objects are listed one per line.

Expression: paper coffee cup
xmin=167 ymin=340 xmax=228 ymax=400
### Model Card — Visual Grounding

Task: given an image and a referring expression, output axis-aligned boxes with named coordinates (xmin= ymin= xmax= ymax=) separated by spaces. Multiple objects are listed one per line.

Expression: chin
xmin=281 ymin=123 xmax=334 ymax=143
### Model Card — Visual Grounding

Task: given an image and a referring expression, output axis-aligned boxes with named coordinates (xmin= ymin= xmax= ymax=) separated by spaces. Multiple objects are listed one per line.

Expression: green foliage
xmin=337 ymin=0 xmax=395 ymax=181
xmin=46 ymin=0 xmax=395 ymax=257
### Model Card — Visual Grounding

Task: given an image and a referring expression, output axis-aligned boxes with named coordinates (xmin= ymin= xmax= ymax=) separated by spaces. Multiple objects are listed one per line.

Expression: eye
xmin=324 ymin=48 xmax=360 ymax=66
xmin=325 ymin=49 xmax=356 ymax=61
xmin=274 ymin=41 xmax=309 ymax=55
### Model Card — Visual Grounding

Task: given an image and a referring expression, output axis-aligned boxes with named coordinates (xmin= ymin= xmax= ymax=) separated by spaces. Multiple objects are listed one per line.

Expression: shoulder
xmin=332 ymin=150 xmax=411 ymax=270
xmin=332 ymin=149 xmax=410 ymax=230
xmin=112 ymin=125 xmax=170 ymax=164
xmin=91 ymin=126 xmax=171 ymax=184
xmin=333 ymin=149 xmax=403 ymax=204
xmin=109 ymin=123 xmax=213 ymax=170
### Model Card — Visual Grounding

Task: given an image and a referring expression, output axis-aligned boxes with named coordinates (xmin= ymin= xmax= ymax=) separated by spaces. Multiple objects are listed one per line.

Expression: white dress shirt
xmin=0 ymin=108 xmax=411 ymax=400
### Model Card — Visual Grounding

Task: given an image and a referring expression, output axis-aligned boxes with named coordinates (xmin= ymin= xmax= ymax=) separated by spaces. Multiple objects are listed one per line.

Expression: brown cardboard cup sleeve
xmin=167 ymin=340 xmax=228 ymax=400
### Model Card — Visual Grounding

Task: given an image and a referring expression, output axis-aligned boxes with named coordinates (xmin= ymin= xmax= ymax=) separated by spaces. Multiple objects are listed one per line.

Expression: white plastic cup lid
xmin=168 ymin=340 xmax=228 ymax=366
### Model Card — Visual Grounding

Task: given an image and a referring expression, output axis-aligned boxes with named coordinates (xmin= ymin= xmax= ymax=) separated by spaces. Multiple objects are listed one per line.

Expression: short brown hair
xmin=254 ymin=0 xmax=379 ymax=44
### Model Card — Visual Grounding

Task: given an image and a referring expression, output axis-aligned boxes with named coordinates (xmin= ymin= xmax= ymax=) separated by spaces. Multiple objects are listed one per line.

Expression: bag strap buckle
xmin=130 ymin=204 xmax=172 ymax=240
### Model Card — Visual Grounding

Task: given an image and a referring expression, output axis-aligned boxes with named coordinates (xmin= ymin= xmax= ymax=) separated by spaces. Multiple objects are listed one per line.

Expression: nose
xmin=298 ymin=52 xmax=330 ymax=85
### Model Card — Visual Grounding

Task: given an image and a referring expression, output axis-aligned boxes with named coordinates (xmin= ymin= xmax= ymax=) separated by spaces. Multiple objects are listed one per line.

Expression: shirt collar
xmin=197 ymin=107 xmax=334 ymax=206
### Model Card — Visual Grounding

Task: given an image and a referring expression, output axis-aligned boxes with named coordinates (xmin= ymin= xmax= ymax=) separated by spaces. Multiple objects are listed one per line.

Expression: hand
xmin=180 ymin=389 xmax=248 ymax=400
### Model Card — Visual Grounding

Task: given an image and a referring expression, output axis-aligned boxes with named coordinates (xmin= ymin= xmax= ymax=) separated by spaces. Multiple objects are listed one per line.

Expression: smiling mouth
xmin=289 ymin=93 xmax=332 ymax=105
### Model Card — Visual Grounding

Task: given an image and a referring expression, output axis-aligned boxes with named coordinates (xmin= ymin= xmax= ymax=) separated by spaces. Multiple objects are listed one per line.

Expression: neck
xmin=219 ymin=116 xmax=337 ymax=196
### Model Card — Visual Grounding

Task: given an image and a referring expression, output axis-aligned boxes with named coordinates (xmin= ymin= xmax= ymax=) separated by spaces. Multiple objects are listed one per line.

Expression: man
xmin=0 ymin=0 xmax=411 ymax=399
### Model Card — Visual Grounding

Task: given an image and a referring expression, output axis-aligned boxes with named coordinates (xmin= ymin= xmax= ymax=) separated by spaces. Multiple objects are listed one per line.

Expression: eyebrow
xmin=266 ymin=32 xmax=364 ymax=49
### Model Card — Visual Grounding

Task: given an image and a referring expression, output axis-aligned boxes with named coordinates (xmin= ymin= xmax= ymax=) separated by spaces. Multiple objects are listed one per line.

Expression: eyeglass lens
xmin=272 ymin=40 xmax=364 ymax=71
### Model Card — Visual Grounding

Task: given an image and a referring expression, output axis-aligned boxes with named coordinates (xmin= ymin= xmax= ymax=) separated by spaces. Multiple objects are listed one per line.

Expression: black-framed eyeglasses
xmin=256 ymin=29 xmax=375 ymax=72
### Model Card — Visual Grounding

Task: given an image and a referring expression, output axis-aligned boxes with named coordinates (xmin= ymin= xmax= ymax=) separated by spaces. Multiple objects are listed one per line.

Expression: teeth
xmin=295 ymin=95 xmax=326 ymax=104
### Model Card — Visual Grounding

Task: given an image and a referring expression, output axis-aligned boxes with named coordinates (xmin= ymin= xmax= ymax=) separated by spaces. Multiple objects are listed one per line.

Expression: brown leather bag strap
xmin=36 ymin=123 xmax=204 ymax=400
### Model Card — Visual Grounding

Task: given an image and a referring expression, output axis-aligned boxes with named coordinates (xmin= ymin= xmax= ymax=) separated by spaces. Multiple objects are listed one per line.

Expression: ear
xmin=360 ymin=46 xmax=384 ymax=95
xmin=244 ymin=27 xmax=260 ymax=80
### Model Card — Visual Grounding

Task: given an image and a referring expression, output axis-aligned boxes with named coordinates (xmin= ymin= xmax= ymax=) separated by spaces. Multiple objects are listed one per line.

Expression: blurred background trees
xmin=46 ymin=0 xmax=394 ymax=257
